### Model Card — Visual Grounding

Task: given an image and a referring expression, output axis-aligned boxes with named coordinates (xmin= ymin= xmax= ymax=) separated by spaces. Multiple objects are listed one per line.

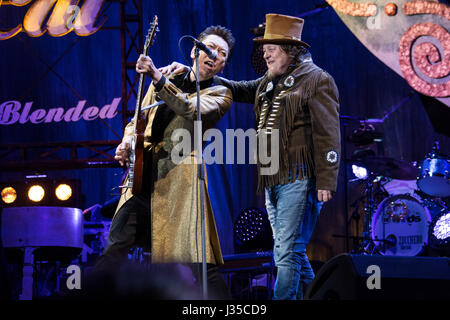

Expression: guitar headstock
xmin=144 ymin=15 xmax=159 ymax=53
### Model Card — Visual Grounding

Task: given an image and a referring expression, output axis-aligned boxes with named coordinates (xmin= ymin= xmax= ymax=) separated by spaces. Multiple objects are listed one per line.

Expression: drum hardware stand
xmin=335 ymin=173 xmax=386 ymax=254
xmin=361 ymin=174 xmax=376 ymax=253
xmin=355 ymin=173 xmax=385 ymax=255
xmin=348 ymin=198 xmax=362 ymax=239
xmin=340 ymin=114 xmax=368 ymax=252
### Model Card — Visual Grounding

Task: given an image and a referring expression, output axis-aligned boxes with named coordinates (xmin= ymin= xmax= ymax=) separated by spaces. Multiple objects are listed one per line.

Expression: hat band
xmin=264 ymin=33 xmax=302 ymax=41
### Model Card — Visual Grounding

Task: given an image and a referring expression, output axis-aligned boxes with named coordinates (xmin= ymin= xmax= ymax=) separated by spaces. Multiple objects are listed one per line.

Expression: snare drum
xmin=371 ymin=195 xmax=431 ymax=256
xmin=417 ymin=155 xmax=450 ymax=197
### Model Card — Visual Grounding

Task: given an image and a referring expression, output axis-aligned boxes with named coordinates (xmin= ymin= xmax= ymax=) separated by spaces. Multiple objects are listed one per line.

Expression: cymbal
xmin=352 ymin=156 xmax=419 ymax=180
xmin=347 ymin=130 xmax=383 ymax=146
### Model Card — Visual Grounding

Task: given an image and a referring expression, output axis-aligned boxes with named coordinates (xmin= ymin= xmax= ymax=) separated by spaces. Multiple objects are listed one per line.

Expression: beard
xmin=267 ymin=67 xmax=284 ymax=80
xmin=266 ymin=63 xmax=287 ymax=79
xmin=266 ymin=62 xmax=295 ymax=79
xmin=267 ymin=70 xmax=277 ymax=80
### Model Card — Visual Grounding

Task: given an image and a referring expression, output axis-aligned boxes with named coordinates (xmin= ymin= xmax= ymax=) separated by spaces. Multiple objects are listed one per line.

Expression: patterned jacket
xmin=216 ymin=57 xmax=341 ymax=192
xmin=116 ymin=72 xmax=232 ymax=264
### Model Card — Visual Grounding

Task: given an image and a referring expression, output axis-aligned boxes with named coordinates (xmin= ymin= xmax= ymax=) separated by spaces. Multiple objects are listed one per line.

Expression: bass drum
xmin=371 ymin=195 xmax=431 ymax=256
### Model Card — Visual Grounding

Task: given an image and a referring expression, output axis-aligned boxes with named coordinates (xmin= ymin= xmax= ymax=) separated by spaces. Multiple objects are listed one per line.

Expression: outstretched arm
xmin=214 ymin=77 xmax=262 ymax=105
xmin=159 ymin=61 xmax=263 ymax=104
xmin=155 ymin=78 xmax=232 ymax=122
xmin=137 ymin=56 xmax=232 ymax=122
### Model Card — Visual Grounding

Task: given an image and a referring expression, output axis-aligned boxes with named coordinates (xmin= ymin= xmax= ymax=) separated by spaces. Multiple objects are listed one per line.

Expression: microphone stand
xmin=339 ymin=115 xmax=365 ymax=252
xmin=193 ymin=47 xmax=208 ymax=299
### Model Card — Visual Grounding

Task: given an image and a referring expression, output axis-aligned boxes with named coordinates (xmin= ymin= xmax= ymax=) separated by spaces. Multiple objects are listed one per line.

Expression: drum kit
xmin=348 ymin=139 xmax=450 ymax=257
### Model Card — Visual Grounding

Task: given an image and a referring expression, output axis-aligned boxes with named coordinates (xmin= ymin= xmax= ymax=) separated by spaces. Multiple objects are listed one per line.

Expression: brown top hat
xmin=254 ymin=13 xmax=310 ymax=48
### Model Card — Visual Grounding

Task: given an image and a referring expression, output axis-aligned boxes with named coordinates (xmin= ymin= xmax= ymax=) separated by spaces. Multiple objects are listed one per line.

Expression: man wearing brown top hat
xmin=221 ymin=13 xmax=341 ymax=300
xmin=162 ymin=13 xmax=340 ymax=300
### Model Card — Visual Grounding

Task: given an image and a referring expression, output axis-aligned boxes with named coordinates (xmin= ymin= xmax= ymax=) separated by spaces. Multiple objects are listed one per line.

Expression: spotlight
xmin=429 ymin=211 xmax=450 ymax=254
xmin=1 ymin=186 xmax=17 ymax=204
xmin=234 ymin=207 xmax=272 ymax=253
xmin=434 ymin=213 xmax=450 ymax=240
xmin=27 ymin=185 xmax=45 ymax=202
xmin=55 ymin=183 xmax=72 ymax=201
xmin=352 ymin=164 xmax=368 ymax=180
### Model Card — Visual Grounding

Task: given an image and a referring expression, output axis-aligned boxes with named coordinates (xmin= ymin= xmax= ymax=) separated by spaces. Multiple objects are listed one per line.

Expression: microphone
xmin=185 ymin=36 xmax=217 ymax=61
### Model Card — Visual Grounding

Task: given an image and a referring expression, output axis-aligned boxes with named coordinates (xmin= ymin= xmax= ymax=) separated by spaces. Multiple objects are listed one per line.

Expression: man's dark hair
xmin=198 ymin=25 xmax=235 ymax=62
xmin=280 ymin=44 xmax=309 ymax=64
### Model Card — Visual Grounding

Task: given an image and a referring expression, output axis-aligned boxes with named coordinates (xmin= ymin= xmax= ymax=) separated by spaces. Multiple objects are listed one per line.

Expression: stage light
xmin=1 ymin=187 xmax=17 ymax=204
xmin=234 ymin=208 xmax=272 ymax=253
xmin=433 ymin=212 xmax=450 ymax=240
xmin=27 ymin=185 xmax=45 ymax=202
xmin=1 ymin=178 xmax=81 ymax=207
xmin=429 ymin=211 xmax=450 ymax=254
xmin=55 ymin=183 xmax=72 ymax=201
xmin=352 ymin=164 xmax=368 ymax=180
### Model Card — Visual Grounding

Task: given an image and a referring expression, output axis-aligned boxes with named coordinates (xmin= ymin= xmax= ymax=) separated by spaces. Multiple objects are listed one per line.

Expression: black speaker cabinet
xmin=305 ymin=254 xmax=450 ymax=300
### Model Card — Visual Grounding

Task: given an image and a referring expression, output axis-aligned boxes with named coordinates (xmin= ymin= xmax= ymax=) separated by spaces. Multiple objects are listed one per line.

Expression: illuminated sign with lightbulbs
xmin=0 ymin=0 xmax=106 ymax=40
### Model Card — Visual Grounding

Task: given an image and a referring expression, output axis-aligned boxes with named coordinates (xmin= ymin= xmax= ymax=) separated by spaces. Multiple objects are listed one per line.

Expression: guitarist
xmin=94 ymin=25 xmax=235 ymax=300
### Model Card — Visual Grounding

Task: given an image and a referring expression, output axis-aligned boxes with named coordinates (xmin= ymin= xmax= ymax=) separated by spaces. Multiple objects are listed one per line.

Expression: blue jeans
xmin=265 ymin=178 xmax=322 ymax=300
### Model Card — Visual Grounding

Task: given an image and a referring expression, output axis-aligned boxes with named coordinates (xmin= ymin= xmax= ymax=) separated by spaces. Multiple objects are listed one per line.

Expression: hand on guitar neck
xmin=115 ymin=16 xmax=157 ymax=194
xmin=136 ymin=54 xmax=162 ymax=83
xmin=115 ymin=136 xmax=132 ymax=167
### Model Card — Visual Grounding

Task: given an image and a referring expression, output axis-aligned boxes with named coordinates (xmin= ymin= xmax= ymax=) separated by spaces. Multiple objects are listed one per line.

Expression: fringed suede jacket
xmin=216 ymin=56 xmax=341 ymax=192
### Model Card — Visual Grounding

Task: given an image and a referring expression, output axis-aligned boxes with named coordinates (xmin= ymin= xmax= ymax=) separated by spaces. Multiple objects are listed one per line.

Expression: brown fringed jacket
xmin=216 ymin=58 xmax=341 ymax=192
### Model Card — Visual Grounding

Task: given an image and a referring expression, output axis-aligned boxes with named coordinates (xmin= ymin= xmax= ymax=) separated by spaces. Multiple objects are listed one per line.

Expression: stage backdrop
xmin=0 ymin=0 xmax=448 ymax=261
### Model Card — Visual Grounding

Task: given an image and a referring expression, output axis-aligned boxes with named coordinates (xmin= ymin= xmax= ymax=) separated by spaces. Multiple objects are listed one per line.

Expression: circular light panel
xmin=55 ymin=184 xmax=72 ymax=201
xmin=28 ymin=185 xmax=45 ymax=202
xmin=1 ymin=187 xmax=17 ymax=204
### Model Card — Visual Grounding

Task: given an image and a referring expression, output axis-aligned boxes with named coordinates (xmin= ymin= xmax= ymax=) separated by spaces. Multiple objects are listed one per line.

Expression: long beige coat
xmin=115 ymin=74 xmax=232 ymax=264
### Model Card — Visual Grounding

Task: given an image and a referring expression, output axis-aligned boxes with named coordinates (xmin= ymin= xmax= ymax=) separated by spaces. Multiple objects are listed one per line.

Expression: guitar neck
xmin=130 ymin=15 xmax=158 ymax=134
xmin=132 ymin=74 xmax=146 ymax=130
xmin=119 ymin=15 xmax=158 ymax=193
xmin=132 ymin=46 xmax=151 ymax=132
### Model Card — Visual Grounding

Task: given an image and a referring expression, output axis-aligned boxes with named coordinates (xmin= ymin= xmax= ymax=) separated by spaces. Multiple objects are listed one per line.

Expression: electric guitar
xmin=121 ymin=15 xmax=159 ymax=195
